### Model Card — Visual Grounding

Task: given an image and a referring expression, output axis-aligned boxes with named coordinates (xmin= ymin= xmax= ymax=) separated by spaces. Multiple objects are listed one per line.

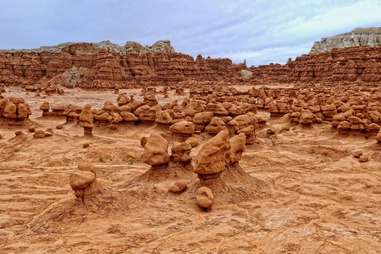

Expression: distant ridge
xmin=0 ymin=40 xmax=175 ymax=54
xmin=310 ymin=27 xmax=381 ymax=53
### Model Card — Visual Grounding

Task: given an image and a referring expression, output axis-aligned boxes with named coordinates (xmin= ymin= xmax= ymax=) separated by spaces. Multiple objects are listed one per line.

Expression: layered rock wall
xmin=0 ymin=41 xmax=244 ymax=89
xmin=250 ymin=46 xmax=381 ymax=83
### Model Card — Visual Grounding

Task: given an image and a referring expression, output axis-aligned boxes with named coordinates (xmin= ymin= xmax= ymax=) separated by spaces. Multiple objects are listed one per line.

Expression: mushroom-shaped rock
xmin=117 ymin=93 xmax=131 ymax=106
xmin=205 ymin=103 xmax=229 ymax=116
xmin=17 ymin=103 xmax=31 ymax=120
xmin=205 ymin=117 xmax=226 ymax=134
xmin=228 ymin=104 xmax=246 ymax=116
xmin=64 ymin=105 xmax=80 ymax=123
xmin=103 ymin=101 xmax=119 ymax=112
xmin=69 ymin=163 xmax=102 ymax=203
xmin=79 ymin=104 xmax=94 ymax=136
xmin=171 ymin=142 xmax=192 ymax=163
xmin=349 ymin=116 xmax=365 ymax=131
xmin=228 ymin=114 xmax=253 ymax=133
xmin=193 ymin=111 xmax=214 ymax=125
xmin=184 ymin=106 xmax=197 ymax=117
xmin=169 ymin=120 xmax=195 ymax=135
xmin=120 ymin=111 xmax=138 ymax=122
xmin=70 ymin=171 xmax=96 ymax=194
xmin=172 ymin=105 xmax=186 ymax=119
xmin=190 ymin=100 xmax=206 ymax=112
xmin=143 ymin=93 xmax=158 ymax=106
xmin=109 ymin=112 xmax=123 ymax=124
xmin=337 ymin=121 xmax=351 ymax=132
xmin=122 ymin=99 xmax=144 ymax=112
xmin=227 ymin=133 xmax=246 ymax=164
xmin=156 ymin=110 xmax=173 ymax=125
xmin=141 ymin=134 xmax=170 ymax=167
xmin=193 ymin=111 xmax=214 ymax=132
xmin=196 ymin=186 xmax=214 ymax=210
xmin=51 ymin=104 xmax=67 ymax=116
xmin=40 ymin=101 xmax=50 ymax=116
xmin=299 ymin=110 xmax=315 ymax=125
xmin=94 ymin=111 xmax=112 ymax=123
xmin=332 ymin=110 xmax=352 ymax=128
xmin=255 ymin=112 xmax=270 ymax=126
xmin=135 ymin=105 xmax=157 ymax=122
xmin=185 ymin=136 xmax=200 ymax=148
xmin=193 ymin=129 xmax=230 ymax=176
xmin=2 ymin=101 xmax=17 ymax=119
xmin=367 ymin=123 xmax=380 ymax=133
xmin=237 ymin=125 xmax=255 ymax=145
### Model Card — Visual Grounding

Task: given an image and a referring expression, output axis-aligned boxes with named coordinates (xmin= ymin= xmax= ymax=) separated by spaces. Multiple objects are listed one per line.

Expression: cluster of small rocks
xmin=140 ymin=127 xmax=255 ymax=211
xmin=0 ymin=97 xmax=31 ymax=125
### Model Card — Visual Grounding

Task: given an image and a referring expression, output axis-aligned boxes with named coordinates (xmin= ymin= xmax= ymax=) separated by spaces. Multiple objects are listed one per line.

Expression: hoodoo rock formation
xmin=70 ymin=162 xmax=103 ymax=203
xmin=193 ymin=129 xmax=230 ymax=180
xmin=0 ymin=96 xmax=31 ymax=125
xmin=2 ymin=27 xmax=381 ymax=252
xmin=141 ymin=133 xmax=170 ymax=168
xmin=79 ymin=104 xmax=94 ymax=136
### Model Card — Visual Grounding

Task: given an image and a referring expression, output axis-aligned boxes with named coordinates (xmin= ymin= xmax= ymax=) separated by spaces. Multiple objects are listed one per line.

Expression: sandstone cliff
xmin=311 ymin=27 xmax=381 ymax=54
xmin=250 ymin=46 xmax=381 ymax=83
xmin=0 ymin=41 xmax=245 ymax=90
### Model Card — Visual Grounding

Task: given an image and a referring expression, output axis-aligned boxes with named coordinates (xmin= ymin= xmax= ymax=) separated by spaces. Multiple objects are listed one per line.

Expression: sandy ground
xmin=0 ymin=88 xmax=381 ymax=254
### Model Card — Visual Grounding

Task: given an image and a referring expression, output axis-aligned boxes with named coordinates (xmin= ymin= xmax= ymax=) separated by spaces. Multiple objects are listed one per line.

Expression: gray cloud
xmin=0 ymin=0 xmax=381 ymax=65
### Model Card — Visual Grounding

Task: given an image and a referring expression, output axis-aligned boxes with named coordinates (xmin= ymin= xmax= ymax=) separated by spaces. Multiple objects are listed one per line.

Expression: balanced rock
xmin=69 ymin=163 xmax=102 ymax=203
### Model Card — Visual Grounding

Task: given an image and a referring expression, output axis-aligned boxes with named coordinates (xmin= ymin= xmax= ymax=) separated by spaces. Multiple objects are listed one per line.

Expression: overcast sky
xmin=1 ymin=0 xmax=381 ymax=66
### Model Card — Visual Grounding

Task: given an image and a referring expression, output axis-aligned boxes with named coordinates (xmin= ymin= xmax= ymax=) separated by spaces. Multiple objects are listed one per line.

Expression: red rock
xmin=250 ymin=46 xmax=381 ymax=84
xmin=0 ymin=41 xmax=246 ymax=90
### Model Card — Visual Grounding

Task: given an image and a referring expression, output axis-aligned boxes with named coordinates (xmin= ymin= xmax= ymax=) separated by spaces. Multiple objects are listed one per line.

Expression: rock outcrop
xmin=0 ymin=40 xmax=245 ymax=90
xmin=250 ymin=45 xmax=381 ymax=83
xmin=250 ymin=28 xmax=381 ymax=84
xmin=311 ymin=27 xmax=381 ymax=54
